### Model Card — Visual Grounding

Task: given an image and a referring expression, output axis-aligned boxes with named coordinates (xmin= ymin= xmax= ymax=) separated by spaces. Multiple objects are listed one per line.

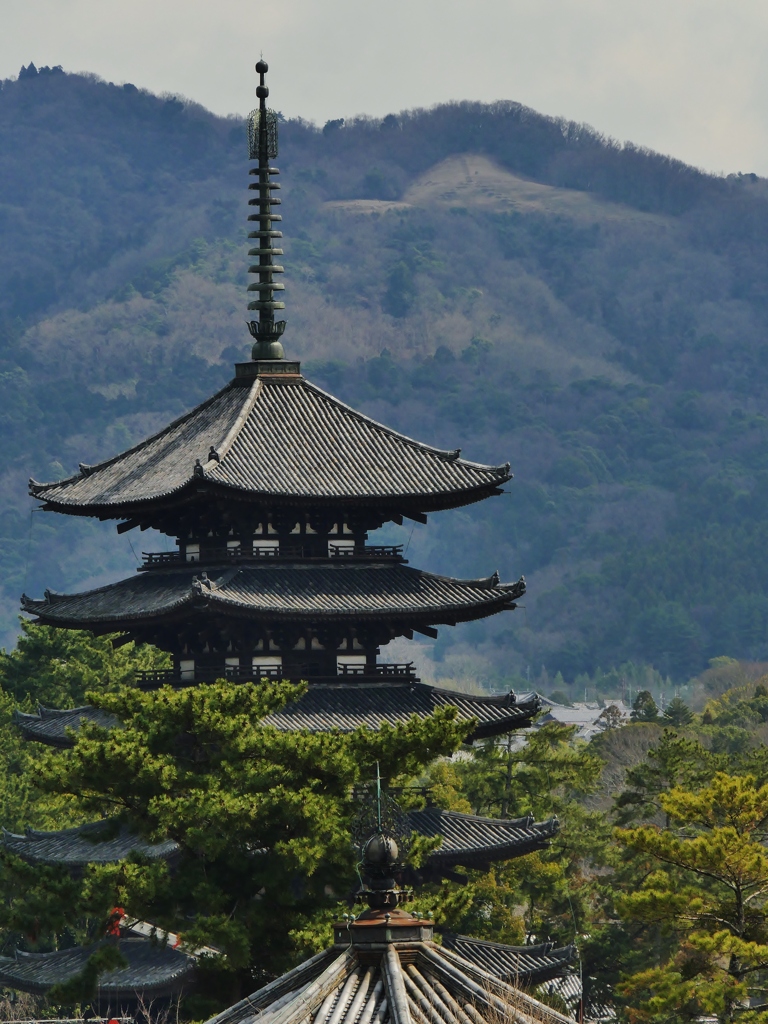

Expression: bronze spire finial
xmin=246 ymin=59 xmax=286 ymax=360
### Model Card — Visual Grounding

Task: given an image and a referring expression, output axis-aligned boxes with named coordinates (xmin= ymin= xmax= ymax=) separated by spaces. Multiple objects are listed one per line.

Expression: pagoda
xmin=19 ymin=59 xmax=538 ymax=740
xmin=2 ymin=62 xmax=580 ymax=1012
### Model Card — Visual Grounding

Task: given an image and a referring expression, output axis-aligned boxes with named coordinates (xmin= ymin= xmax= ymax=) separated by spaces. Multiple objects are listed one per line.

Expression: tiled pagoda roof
xmin=0 ymin=808 xmax=552 ymax=871
xmin=0 ymin=938 xmax=196 ymax=1000
xmin=205 ymin=909 xmax=575 ymax=1024
xmin=1 ymin=820 xmax=179 ymax=867
xmin=262 ymin=683 xmax=540 ymax=738
xmin=13 ymin=704 xmax=119 ymax=748
xmin=21 ymin=563 xmax=525 ymax=631
xmin=405 ymin=808 xmax=558 ymax=870
xmin=14 ymin=687 xmax=540 ymax=747
xmin=441 ymin=934 xmax=577 ymax=985
xmin=29 ymin=375 xmax=511 ymax=518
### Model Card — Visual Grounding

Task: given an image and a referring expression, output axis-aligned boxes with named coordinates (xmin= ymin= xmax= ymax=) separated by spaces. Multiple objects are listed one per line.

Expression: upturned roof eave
xmin=21 ymin=594 xmax=518 ymax=631
xmin=20 ymin=564 xmax=524 ymax=630
xmin=31 ymin=476 xmax=511 ymax=519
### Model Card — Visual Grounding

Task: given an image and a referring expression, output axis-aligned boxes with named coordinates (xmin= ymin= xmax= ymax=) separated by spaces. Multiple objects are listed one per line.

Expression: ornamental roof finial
xmin=246 ymin=59 xmax=286 ymax=360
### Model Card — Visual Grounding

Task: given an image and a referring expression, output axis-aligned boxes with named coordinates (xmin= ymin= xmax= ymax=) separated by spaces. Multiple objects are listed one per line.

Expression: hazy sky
xmin=2 ymin=0 xmax=767 ymax=176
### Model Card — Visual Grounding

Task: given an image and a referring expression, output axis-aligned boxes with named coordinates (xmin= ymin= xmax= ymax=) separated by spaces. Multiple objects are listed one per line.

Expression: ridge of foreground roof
xmin=0 ymin=937 xmax=196 ymax=1000
xmin=203 ymin=915 xmax=576 ymax=1024
xmin=15 ymin=687 xmax=541 ymax=747
xmin=28 ymin=375 xmax=511 ymax=514
xmin=21 ymin=563 xmax=525 ymax=629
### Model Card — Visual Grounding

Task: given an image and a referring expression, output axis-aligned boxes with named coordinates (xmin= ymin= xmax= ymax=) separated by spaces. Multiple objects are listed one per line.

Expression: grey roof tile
xmin=13 ymin=705 xmax=118 ymax=748
xmin=15 ymin=687 xmax=540 ymax=747
xmin=405 ymin=808 xmax=558 ymax=868
xmin=30 ymin=377 xmax=510 ymax=515
xmin=262 ymin=683 xmax=540 ymax=738
xmin=441 ymin=934 xmax=577 ymax=985
xmin=0 ymin=809 xmax=550 ymax=872
xmin=22 ymin=563 xmax=525 ymax=628
xmin=0 ymin=938 xmax=196 ymax=998
xmin=2 ymin=820 xmax=179 ymax=867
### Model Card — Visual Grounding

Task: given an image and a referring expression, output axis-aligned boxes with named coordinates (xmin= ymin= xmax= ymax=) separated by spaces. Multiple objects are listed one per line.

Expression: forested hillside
xmin=3 ymin=63 xmax=768 ymax=687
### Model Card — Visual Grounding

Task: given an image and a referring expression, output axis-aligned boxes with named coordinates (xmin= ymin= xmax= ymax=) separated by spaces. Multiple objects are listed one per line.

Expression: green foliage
xmin=631 ymin=690 xmax=660 ymax=722
xmin=617 ymin=773 xmax=768 ymax=1022
xmin=0 ymin=620 xmax=169 ymax=705
xmin=443 ymin=722 xmax=603 ymax=820
xmin=13 ymin=676 xmax=469 ymax=1005
xmin=662 ymin=696 xmax=693 ymax=726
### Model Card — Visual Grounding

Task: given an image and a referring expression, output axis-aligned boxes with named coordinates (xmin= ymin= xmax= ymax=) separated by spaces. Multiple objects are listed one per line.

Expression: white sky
xmin=2 ymin=0 xmax=767 ymax=176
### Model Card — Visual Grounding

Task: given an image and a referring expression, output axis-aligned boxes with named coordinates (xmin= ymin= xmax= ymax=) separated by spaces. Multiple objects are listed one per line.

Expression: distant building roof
xmin=14 ymin=686 xmax=541 ymax=747
xmin=0 ymin=938 xmax=196 ymax=1001
xmin=22 ymin=564 xmax=524 ymax=633
xmin=537 ymin=699 xmax=629 ymax=742
xmin=441 ymin=933 xmax=577 ymax=985
xmin=29 ymin=376 xmax=511 ymax=520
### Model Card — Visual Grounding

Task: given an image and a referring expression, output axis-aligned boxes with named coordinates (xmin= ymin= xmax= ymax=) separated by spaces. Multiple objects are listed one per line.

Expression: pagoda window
xmin=337 ymin=654 xmax=367 ymax=676
xmin=329 ymin=539 xmax=355 ymax=558
xmin=267 ymin=523 xmax=278 ymax=535
xmin=311 ymin=637 xmax=324 ymax=650
xmin=227 ymin=539 xmax=241 ymax=556
xmin=225 ymin=656 xmax=240 ymax=678
xmin=254 ymin=539 xmax=279 ymax=557
xmin=290 ymin=524 xmax=301 ymax=534
xmin=180 ymin=659 xmax=195 ymax=681
xmin=252 ymin=655 xmax=282 ymax=678
xmin=186 ymin=543 xmax=200 ymax=563
xmin=254 ymin=523 xmax=263 ymax=535
xmin=342 ymin=523 xmax=353 ymax=535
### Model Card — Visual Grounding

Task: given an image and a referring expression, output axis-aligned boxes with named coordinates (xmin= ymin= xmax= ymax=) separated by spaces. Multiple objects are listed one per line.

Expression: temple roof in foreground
xmin=204 ymin=910 xmax=575 ymax=1024
xmin=29 ymin=375 xmax=511 ymax=518
xmin=1 ymin=820 xmax=179 ymax=867
xmin=441 ymin=934 xmax=577 ymax=985
xmin=14 ymin=687 xmax=540 ymax=747
xmin=0 ymin=938 xmax=196 ymax=1000
xmin=22 ymin=564 xmax=525 ymax=631
xmin=0 ymin=808 xmax=554 ymax=872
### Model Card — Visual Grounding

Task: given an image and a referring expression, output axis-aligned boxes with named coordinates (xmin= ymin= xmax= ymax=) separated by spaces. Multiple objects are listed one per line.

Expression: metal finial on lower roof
xmin=246 ymin=59 xmax=286 ymax=360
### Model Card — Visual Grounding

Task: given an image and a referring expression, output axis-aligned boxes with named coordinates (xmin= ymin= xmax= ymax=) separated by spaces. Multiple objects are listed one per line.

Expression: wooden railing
xmin=141 ymin=544 xmax=404 ymax=565
xmin=135 ymin=663 xmax=417 ymax=687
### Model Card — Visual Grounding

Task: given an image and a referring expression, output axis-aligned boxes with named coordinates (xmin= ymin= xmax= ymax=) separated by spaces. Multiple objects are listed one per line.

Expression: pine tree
xmin=662 ymin=695 xmax=693 ymax=726
xmin=1 ymin=674 xmax=470 ymax=1011
xmin=617 ymin=773 xmax=768 ymax=1021
xmin=630 ymin=689 xmax=659 ymax=722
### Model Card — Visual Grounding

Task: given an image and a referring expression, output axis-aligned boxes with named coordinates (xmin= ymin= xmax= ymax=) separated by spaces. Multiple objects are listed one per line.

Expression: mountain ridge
xmin=3 ymin=67 xmax=768 ymax=688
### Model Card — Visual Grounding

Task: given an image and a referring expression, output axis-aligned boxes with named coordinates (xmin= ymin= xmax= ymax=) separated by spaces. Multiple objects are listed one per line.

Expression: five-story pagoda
xmin=20 ymin=61 xmax=538 ymax=742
